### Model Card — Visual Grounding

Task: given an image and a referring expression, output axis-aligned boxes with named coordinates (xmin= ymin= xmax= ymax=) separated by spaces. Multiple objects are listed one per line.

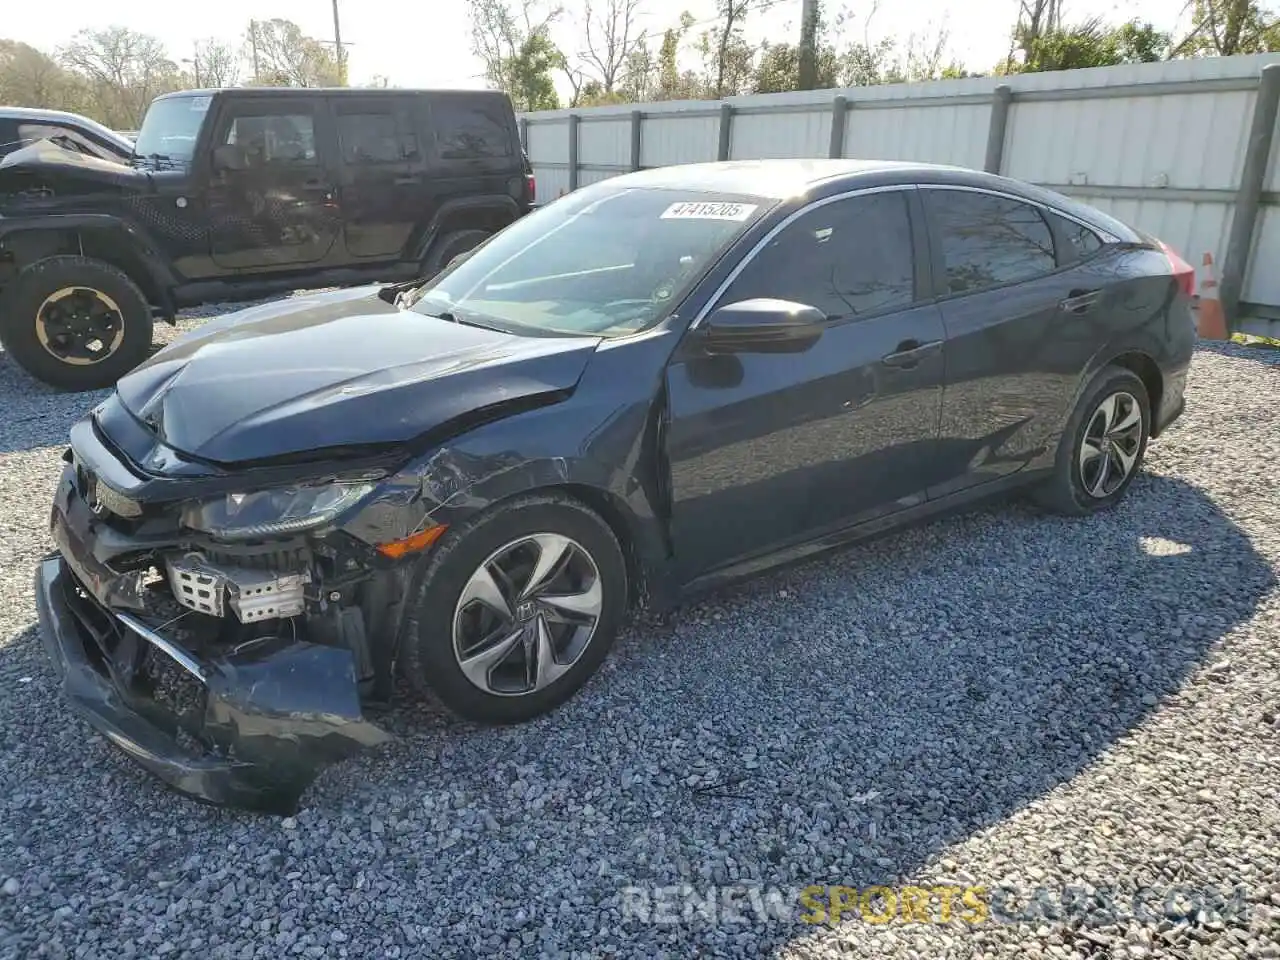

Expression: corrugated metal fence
xmin=518 ymin=54 xmax=1280 ymax=331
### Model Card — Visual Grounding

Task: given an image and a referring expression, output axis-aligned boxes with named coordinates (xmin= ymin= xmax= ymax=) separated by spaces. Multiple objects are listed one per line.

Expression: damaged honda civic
xmin=35 ymin=159 xmax=1195 ymax=813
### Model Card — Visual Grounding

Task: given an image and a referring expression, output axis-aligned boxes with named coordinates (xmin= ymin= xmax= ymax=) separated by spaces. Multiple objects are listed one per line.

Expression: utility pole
xmin=249 ymin=20 xmax=260 ymax=83
xmin=798 ymin=0 xmax=818 ymax=90
xmin=331 ymin=0 xmax=346 ymax=85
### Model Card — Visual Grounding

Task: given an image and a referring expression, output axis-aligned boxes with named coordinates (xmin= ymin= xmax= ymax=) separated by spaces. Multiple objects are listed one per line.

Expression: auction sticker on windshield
xmin=660 ymin=201 xmax=758 ymax=221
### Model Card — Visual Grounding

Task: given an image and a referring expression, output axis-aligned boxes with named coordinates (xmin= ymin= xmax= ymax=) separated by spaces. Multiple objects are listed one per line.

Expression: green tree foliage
xmin=754 ymin=41 xmax=840 ymax=93
xmin=507 ymin=28 xmax=562 ymax=110
xmin=1015 ymin=18 xmax=1170 ymax=73
xmin=1172 ymin=0 xmax=1280 ymax=56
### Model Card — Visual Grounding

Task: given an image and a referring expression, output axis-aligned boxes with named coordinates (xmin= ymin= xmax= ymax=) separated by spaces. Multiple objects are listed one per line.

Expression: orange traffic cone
xmin=1197 ymin=252 xmax=1228 ymax=340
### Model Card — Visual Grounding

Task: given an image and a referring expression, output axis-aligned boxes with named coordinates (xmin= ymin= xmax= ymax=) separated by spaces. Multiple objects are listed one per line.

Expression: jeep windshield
xmin=409 ymin=186 xmax=772 ymax=338
xmin=132 ymin=94 xmax=212 ymax=165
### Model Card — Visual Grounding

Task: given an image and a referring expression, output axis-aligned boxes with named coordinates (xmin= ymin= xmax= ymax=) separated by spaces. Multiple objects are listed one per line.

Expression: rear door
xmin=921 ymin=185 xmax=1115 ymax=498
xmin=416 ymin=92 xmax=524 ymax=241
xmin=332 ymin=95 xmax=426 ymax=259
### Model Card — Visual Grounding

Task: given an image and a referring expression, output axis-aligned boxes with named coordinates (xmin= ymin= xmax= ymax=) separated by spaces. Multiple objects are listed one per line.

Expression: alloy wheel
xmin=35 ymin=286 xmax=126 ymax=365
xmin=452 ymin=533 xmax=604 ymax=697
xmin=1078 ymin=390 xmax=1144 ymax=499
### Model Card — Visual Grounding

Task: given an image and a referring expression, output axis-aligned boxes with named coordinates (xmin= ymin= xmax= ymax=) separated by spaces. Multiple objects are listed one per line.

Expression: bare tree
xmin=59 ymin=27 xmax=181 ymax=127
xmin=581 ymin=0 xmax=646 ymax=93
xmin=1005 ymin=0 xmax=1065 ymax=72
xmin=190 ymin=38 xmax=240 ymax=88
xmin=249 ymin=19 xmax=341 ymax=87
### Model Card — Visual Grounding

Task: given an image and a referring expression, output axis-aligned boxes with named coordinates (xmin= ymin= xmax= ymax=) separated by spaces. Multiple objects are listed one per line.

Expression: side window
xmin=924 ymin=190 xmax=1057 ymax=295
xmin=336 ymin=109 xmax=419 ymax=164
xmin=430 ymin=97 xmax=513 ymax=160
xmin=1045 ymin=210 xmax=1104 ymax=261
xmin=222 ymin=112 xmax=317 ymax=165
xmin=722 ymin=191 xmax=916 ymax=320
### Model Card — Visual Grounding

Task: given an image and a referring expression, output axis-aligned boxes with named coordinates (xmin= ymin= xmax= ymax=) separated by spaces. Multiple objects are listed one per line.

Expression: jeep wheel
xmin=0 ymin=255 xmax=154 ymax=392
xmin=424 ymin=229 xmax=490 ymax=277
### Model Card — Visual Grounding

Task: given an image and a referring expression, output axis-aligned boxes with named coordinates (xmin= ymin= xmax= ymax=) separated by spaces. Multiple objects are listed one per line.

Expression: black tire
xmin=399 ymin=492 xmax=628 ymax=724
xmin=423 ymin=229 xmax=490 ymax=277
xmin=1032 ymin=365 xmax=1151 ymax=516
xmin=0 ymin=255 xmax=153 ymax=391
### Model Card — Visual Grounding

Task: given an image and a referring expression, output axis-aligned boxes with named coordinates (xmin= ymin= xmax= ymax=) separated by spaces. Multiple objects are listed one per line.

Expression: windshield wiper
xmin=421 ymin=307 xmax=507 ymax=333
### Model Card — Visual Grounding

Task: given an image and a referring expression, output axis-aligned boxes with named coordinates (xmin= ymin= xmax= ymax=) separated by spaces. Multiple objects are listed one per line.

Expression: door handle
xmin=881 ymin=339 xmax=942 ymax=369
xmin=1060 ymin=289 xmax=1102 ymax=314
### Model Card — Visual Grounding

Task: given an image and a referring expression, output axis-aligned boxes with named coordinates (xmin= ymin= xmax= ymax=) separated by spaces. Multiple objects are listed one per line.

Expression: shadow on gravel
xmin=1198 ymin=338 xmax=1280 ymax=369
xmin=0 ymin=468 xmax=1271 ymax=955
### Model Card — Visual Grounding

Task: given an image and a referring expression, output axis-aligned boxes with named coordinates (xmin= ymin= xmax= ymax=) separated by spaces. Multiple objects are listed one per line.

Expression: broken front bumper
xmin=34 ymin=553 xmax=391 ymax=815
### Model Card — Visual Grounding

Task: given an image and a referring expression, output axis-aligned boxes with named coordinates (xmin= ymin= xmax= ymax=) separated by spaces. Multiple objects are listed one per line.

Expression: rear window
xmin=429 ymin=96 xmax=513 ymax=160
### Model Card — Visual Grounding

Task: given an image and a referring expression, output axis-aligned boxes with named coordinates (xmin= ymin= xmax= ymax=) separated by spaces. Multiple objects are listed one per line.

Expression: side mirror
xmin=212 ymin=143 xmax=248 ymax=172
xmin=702 ymin=298 xmax=826 ymax=354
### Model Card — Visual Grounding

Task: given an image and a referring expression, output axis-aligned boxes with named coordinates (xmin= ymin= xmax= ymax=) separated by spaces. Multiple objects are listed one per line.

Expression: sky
xmin=6 ymin=0 xmax=1190 ymax=98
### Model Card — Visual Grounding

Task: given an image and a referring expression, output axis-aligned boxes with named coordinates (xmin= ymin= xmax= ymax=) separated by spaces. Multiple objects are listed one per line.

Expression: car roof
xmin=600 ymin=159 xmax=1019 ymax=199
xmin=153 ymin=87 xmax=512 ymax=102
xmin=0 ymin=106 xmax=132 ymax=148
xmin=592 ymin=159 xmax=1139 ymax=240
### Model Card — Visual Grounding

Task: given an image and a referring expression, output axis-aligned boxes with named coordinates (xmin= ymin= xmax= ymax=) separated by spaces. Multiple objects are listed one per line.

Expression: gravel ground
xmin=0 ymin=313 xmax=1277 ymax=959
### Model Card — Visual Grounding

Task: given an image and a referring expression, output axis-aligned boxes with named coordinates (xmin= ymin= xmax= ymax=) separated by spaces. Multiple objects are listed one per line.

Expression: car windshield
xmin=410 ymin=186 xmax=772 ymax=337
xmin=132 ymin=95 xmax=213 ymax=163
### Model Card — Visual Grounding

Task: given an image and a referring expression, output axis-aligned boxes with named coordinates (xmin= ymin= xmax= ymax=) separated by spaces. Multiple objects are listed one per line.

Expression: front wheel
xmin=1032 ymin=365 xmax=1151 ymax=516
xmin=399 ymin=493 xmax=628 ymax=724
xmin=0 ymin=255 xmax=153 ymax=391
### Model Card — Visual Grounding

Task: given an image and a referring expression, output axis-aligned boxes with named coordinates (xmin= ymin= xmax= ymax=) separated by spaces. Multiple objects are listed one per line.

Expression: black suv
xmin=0 ymin=88 xmax=534 ymax=391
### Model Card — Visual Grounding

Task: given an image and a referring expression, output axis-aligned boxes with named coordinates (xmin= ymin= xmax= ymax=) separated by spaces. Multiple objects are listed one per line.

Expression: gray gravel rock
xmin=0 ymin=322 xmax=1277 ymax=959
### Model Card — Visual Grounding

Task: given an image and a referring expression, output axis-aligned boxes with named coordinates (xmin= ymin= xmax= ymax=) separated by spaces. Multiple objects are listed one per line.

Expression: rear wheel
xmin=399 ymin=493 xmax=628 ymax=724
xmin=0 ymin=255 xmax=153 ymax=391
xmin=423 ymin=229 xmax=490 ymax=277
xmin=1032 ymin=365 xmax=1150 ymax=516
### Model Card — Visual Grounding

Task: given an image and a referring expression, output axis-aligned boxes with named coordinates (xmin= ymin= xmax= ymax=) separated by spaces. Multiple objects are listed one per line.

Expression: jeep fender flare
xmin=0 ymin=214 xmax=179 ymax=318
xmin=411 ymin=196 xmax=522 ymax=263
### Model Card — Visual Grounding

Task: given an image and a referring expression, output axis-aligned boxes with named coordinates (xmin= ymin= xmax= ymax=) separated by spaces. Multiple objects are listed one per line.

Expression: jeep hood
xmin=114 ymin=286 xmax=601 ymax=465
xmin=0 ymin=139 xmax=146 ymax=190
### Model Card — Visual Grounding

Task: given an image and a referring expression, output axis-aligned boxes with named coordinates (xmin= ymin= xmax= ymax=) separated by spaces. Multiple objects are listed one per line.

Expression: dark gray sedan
xmin=35 ymin=159 xmax=1195 ymax=811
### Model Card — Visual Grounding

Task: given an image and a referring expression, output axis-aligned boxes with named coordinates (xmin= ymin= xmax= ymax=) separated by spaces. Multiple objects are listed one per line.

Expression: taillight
xmin=525 ymin=173 xmax=536 ymax=204
xmin=1157 ymin=239 xmax=1195 ymax=298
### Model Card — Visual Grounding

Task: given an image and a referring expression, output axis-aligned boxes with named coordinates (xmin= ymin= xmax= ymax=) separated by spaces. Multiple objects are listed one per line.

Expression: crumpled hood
xmin=115 ymin=286 xmax=601 ymax=465
xmin=0 ymin=139 xmax=146 ymax=189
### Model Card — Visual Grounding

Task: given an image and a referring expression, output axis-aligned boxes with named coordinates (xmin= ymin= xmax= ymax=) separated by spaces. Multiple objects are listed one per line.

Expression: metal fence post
xmin=568 ymin=113 xmax=579 ymax=191
xmin=718 ymin=103 xmax=733 ymax=161
xmin=1221 ymin=63 xmax=1280 ymax=326
xmin=828 ymin=95 xmax=847 ymax=159
xmin=984 ymin=84 xmax=1013 ymax=174
xmin=519 ymin=117 xmax=529 ymax=153
xmin=630 ymin=110 xmax=642 ymax=171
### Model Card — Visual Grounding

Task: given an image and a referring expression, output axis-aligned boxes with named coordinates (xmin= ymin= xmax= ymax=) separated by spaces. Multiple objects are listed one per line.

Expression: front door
xmin=332 ymin=95 xmax=426 ymax=259
xmin=206 ymin=97 xmax=339 ymax=270
xmin=664 ymin=188 xmax=947 ymax=581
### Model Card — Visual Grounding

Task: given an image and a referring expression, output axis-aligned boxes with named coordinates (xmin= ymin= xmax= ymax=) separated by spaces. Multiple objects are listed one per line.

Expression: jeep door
xmin=331 ymin=95 xmax=425 ymax=260
xmin=206 ymin=96 xmax=340 ymax=269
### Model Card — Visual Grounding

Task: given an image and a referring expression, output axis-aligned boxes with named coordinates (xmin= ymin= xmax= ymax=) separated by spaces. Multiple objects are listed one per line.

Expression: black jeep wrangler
xmin=0 ymin=87 xmax=535 ymax=391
